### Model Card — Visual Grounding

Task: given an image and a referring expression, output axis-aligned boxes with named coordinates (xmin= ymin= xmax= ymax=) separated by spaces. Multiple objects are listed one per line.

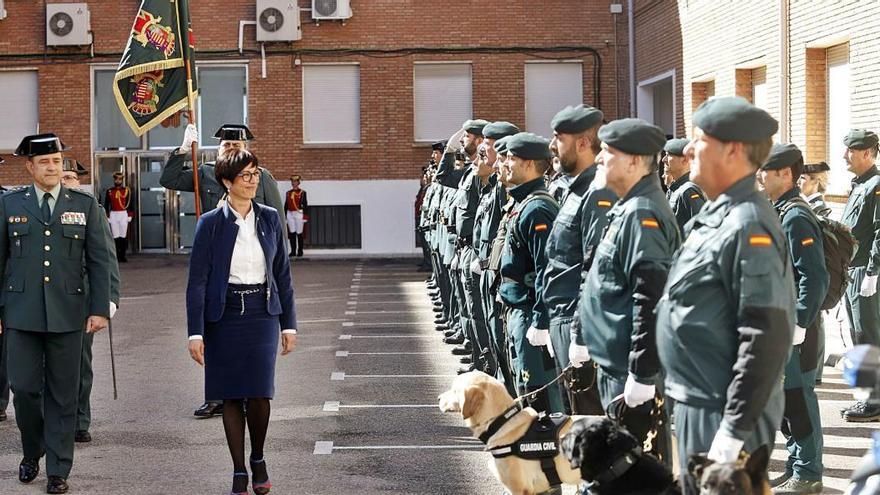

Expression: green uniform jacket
xmin=499 ymin=177 xmax=558 ymax=329
xmin=455 ymin=166 xmax=481 ymax=243
xmin=477 ymin=180 xmax=508 ymax=262
xmin=162 ymin=149 xmax=283 ymax=214
xmin=774 ymin=187 xmax=829 ymax=328
xmin=472 ymin=175 xmax=498 ymax=260
xmin=666 ymin=172 xmax=707 ymax=234
xmin=842 ymin=167 xmax=880 ymax=275
xmin=543 ymin=165 xmax=616 ymax=320
xmin=657 ymin=175 xmax=795 ymax=441
xmin=578 ymin=174 xmax=680 ymax=380
xmin=0 ymin=185 xmax=112 ymax=332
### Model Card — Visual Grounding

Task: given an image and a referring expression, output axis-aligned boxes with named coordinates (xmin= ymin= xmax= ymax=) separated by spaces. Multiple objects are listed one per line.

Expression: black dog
xmin=560 ymin=417 xmax=681 ymax=495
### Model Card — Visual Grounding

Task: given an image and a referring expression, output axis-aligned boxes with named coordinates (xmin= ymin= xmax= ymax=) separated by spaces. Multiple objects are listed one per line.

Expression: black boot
xmin=120 ymin=237 xmax=128 ymax=262
xmin=296 ymin=234 xmax=305 ymax=257
xmin=114 ymin=238 xmax=125 ymax=262
xmin=289 ymin=233 xmax=297 ymax=257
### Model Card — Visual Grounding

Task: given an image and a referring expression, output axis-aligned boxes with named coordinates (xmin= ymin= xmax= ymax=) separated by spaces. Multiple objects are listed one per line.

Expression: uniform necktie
xmin=42 ymin=192 xmax=52 ymax=223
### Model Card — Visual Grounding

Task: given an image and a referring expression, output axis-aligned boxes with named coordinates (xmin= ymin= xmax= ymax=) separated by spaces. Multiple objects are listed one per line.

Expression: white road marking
xmin=336 ymin=351 xmax=350 ymax=357
xmin=338 ymin=335 xmax=352 ymax=340
xmin=331 ymin=372 xmax=346 ymax=381
xmin=323 ymin=401 xmax=437 ymax=411
xmin=313 ymin=442 xmax=482 ymax=455
xmin=343 ymin=322 xmax=354 ymax=327
xmin=313 ymin=441 xmax=334 ymax=455
xmin=339 ymin=351 xmax=448 ymax=356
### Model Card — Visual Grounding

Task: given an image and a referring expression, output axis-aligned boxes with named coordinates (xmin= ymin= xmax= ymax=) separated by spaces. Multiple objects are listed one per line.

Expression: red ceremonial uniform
xmin=285 ymin=190 xmax=305 ymax=213
xmin=105 ymin=186 xmax=134 ymax=216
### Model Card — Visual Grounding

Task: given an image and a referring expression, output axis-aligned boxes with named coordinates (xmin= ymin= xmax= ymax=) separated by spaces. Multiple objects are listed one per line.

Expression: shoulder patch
xmin=874 ymin=188 xmax=880 ymax=196
xmin=641 ymin=218 xmax=659 ymax=229
xmin=597 ymin=200 xmax=612 ymax=207
xmin=801 ymin=237 xmax=815 ymax=247
xmin=534 ymin=223 xmax=548 ymax=232
xmin=690 ymin=193 xmax=701 ymax=200
xmin=749 ymin=234 xmax=772 ymax=247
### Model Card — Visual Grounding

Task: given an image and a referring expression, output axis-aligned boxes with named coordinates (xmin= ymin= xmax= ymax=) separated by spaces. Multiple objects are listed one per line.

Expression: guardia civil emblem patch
xmin=132 ymin=10 xmax=177 ymax=58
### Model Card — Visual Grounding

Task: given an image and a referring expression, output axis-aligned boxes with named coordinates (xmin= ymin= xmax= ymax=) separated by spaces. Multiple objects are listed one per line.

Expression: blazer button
xmin=45 ymin=230 xmax=51 ymax=236
xmin=44 ymin=245 xmax=51 ymax=251
xmin=74 ymin=234 xmax=79 ymax=239
xmin=43 ymin=260 xmax=50 ymax=267
xmin=44 ymin=276 xmax=50 ymax=283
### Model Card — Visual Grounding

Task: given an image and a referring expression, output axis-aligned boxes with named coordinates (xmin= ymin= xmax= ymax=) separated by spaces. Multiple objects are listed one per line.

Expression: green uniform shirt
xmin=842 ymin=167 xmax=880 ymax=275
xmin=542 ymin=165 xmax=616 ymax=320
xmin=499 ymin=177 xmax=558 ymax=329
xmin=578 ymin=174 xmax=680 ymax=380
xmin=0 ymin=185 xmax=112 ymax=332
xmin=666 ymin=172 xmax=707 ymax=234
xmin=472 ymin=174 xmax=498 ymax=261
xmin=657 ymin=175 xmax=795 ymax=441
xmin=478 ymin=180 xmax=508 ymax=262
xmin=774 ymin=187 xmax=829 ymax=328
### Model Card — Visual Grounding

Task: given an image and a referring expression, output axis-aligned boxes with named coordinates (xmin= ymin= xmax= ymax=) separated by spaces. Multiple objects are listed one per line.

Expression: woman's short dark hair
xmin=215 ymin=149 xmax=259 ymax=192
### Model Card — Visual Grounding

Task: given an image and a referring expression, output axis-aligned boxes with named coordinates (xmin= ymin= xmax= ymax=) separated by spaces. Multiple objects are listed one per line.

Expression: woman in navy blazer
xmin=186 ymin=150 xmax=296 ymax=495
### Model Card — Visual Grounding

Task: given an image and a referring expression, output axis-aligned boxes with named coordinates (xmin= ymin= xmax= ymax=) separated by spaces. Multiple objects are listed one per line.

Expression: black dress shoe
xmin=451 ymin=344 xmax=473 ymax=356
xmin=74 ymin=430 xmax=91 ymax=443
xmin=444 ymin=334 xmax=464 ymax=345
xmin=444 ymin=329 xmax=458 ymax=338
xmin=193 ymin=401 xmax=223 ymax=418
xmin=459 ymin=355 xmax=473 ymax=364
xmin=19 ymin=457 xmax=39 ymax=483
xmin=435 ymin=323 xmax=449 ymax=331
xmin=457 ymin=365 xmax=476 ymax=375
xmin=844 ymin=401 xmax=880 ymax=422
xmin=46 ymin=476 xmax=68 ymax=494
xmin=0 ymin=410 xmax=7 ymax=421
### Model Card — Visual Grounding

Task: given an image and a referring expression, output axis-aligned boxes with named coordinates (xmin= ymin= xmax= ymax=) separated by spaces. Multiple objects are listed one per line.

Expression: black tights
xmin=223 ymin=398 xmax=271 ymax=490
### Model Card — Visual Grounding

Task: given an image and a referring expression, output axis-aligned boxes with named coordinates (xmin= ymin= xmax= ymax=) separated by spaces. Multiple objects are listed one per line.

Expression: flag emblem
xmin=534 ymin=224 xmax=548 ymax=232
xmin=749 ymin=235 xmax=772 ymax=246
xmin=597 ymin=200 xmax=612 ymax=207
xmin=801 ymin=237 xmax=815 ymax=246
xmin=132 ymin=10 xmax=177 ymax=58
xmin=641 ymin=218 xmax=659 ymax=229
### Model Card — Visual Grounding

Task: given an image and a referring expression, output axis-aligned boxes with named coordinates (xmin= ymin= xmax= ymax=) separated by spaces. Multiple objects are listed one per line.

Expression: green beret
xmin=598 ymin=118 xmax=666 ymax=156
xmin=843 ymin=129 xmax=879 ymax=150
xmin=463 ymin=119 xmax=490 ymax=135
xmin=505 ymin=132 xmax=553 ymax=161
xmin=551 ymin=104 xmax=604 ymax=134
xmin=693 ymin=97 xmax=778 ymax=142
xmin=482 ymin=121 xmax=520 ymax=140
xmin=761 ymin=143 xmax=802 ymax=172
xmin=494 ymin=136 xmax=511 ymax=155
xmin=663 ymin=138 xmax=690 ymax=156
xmin=803 ymin=161 xmax=830 ymax=174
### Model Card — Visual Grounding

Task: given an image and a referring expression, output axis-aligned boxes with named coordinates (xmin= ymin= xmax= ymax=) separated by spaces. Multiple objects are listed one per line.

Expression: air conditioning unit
xmin=256 ymin=0 xmax=302 ymax=42
xmin=312 ymin=0 xmax=352 ymax=21
xmin=46 ymin=3 xmax=92 ymax=46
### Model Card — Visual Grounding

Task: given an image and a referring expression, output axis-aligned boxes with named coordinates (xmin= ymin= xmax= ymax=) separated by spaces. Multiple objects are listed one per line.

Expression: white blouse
xmin=228 ymin=204 xmax=267 ymax=285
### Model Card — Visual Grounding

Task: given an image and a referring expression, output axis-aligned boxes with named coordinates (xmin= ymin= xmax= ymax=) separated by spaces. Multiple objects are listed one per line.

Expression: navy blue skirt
xmin=204 ymin=284 xmax=279 ymax=400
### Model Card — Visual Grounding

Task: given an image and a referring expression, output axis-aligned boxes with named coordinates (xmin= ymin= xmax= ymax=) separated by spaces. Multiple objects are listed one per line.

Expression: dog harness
xmin=585 ymin=445 xmax=642 ymax=491
xmin=480 ymin=404 xmax=569 ymax=487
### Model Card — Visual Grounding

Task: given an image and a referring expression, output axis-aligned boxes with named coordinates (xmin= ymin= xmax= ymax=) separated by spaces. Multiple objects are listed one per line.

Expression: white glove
xmin=708 ymin=430 xmax=744 ymax=464
xmin=861 ymin=274 xmax=879 ymax=297
xmin=469 ymin=258 xmax=483 ymax=276
xmin=792 ymin=325 xmax=806 ymax=346
xmin=446 ymin=128 xmax=467 ymax=153
xmin=526 ymin=327 xmax=551 ymax=347
xmin=623 ymin=374 xmax=655 ymax=408
xmin=545 ymin=337 xmax=555 ymax=359
xmin=127 ymin=216 xmax=133 ymax=223
xmin=568 ymin=342 xmax=590 ymax=368
xmin=109 ymin=301 xmax=118 ymax=319
xmin=179 ymin=124 xmax=198 ymax=153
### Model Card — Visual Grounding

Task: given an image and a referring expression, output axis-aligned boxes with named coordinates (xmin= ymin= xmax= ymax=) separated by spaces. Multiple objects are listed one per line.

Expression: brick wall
xmin=0 ymin=0 xmax=621 ymax=186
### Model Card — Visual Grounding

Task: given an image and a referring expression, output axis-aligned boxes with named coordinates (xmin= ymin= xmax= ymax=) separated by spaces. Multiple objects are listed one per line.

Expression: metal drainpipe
xmin=628 ymin=0 xmax=636 ymax=117
xmin=780 ymin=0 xmax=790 ymax=141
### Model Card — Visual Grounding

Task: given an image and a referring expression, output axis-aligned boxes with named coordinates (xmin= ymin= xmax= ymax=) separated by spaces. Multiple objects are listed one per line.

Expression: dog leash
xmin=513 ymin=364 xmax=574 ymax=405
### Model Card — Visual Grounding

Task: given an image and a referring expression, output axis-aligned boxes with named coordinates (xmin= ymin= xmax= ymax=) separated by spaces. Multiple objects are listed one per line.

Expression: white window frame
xmin=637 ymin=69 xmax=677 ymax=137
xmin=0 ymin=68 xmax=40 ymax=152
xmin=524 ymin=60 xmax=584 ymax=139
xmin=301 ymin=62 xmax=361 ymax=146
xmin=194 ymin=62 xmax=250 ymax=150
xmin=412 ymin=61 xmax=473 ymax=143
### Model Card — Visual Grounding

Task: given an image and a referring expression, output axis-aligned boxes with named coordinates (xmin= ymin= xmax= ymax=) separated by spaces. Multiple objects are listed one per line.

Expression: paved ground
xmin=0 ymin=257 xmax=871 ymax=494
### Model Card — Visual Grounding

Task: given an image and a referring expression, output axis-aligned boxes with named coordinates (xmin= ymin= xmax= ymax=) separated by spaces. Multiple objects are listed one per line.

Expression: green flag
xmin=113 ymin=0 xmax=197 ymax=136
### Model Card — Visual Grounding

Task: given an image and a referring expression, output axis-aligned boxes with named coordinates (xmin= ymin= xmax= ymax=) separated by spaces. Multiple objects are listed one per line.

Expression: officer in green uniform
xmin=663 ymin=138 xmax=706 ymax=233
xmin=164 ymin=123 xmax=285 ymax=418
xmin=433 ymin=147 xmax=462 ymax=341
xmin=2 ymin=134 xmax=113 ymax=494
xmin=757 ymin=143 xmax=828 ymax=494
xmin=59 ymin=162 xmax=122 ymax=445
xmin=0 ymin=155 xmax=7 ymax=422
xmin=656 ymin=98 xmax=795 ymax=493
xmin=841 ymin=129 xmax=880 ymax=422
xmin=469 ymin=122 xmax=520 ymax=377
xmin=481 ymin=137 xmax=516 ymax=395
xmin=453 ymin=120 xmax=491 ymax=371
xmin=498 ymin=132 xmax=563 ymax=413
xmin=541 ymin=104 xmax=612 ymax=416
xmin=575 ymin=119 xmax=679 ymax=457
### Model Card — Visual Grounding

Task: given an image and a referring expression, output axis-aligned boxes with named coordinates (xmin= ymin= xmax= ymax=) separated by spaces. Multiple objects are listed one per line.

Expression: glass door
xmin=94 ymin=153 xmax=140 ymax=252
xmin=137 ymin=154 xmax=172 ymax=252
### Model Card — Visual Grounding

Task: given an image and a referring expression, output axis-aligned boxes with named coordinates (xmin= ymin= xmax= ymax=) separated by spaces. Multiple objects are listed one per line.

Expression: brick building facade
xmin=0 ymin=0 xmax=627 ymax=255
xmin=633 ymin=0 xmax=880 ymax=198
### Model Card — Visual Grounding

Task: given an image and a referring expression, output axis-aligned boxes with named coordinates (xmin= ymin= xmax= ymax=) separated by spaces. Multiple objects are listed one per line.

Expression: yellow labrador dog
xmin=439 ymin=371 xmax=585 ymax=495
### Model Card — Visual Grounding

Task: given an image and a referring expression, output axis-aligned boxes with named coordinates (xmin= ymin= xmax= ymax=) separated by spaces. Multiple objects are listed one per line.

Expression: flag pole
xmin=185 ymin=59 xmax=202 ymax=218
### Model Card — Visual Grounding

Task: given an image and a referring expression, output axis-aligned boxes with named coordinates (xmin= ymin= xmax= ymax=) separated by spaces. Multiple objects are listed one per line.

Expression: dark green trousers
xmin=548 ymin=316 xmax=603 ymax=415
xmin=480 ymin=270 xmax=515 ymax=397
xmin=674 ymin=390 xmax=783 ymax=494
xmin=506 ymin=307 xmax=563 ymax=413
xmin=77 ymin=331 xmax=95 ymax=432
xmin=845 ymin=266 xmax=880 ymax=347
xmin=0 ymin=330 xmax=9 ymax=411
xmin=8 ymin=329 xmax=83 ymax=478
xmin=781 ymin=346 xmax=823 ymax=481
xmin=459 ymin=247 xmax=491 ymax=369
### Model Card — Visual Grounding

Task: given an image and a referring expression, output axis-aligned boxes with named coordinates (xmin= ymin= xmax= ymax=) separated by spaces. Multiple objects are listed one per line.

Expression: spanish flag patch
xmin=690 ymin=193 xmax=701 ymax=199
xmin=598 ymin=200 xmax=612 ymax=207
xmin=801 ymin=237 xmax=815 ymax=247
xmin=641 ymin=218 xmax=659 ymax=229
xmin=749 ymin=235 xmax=772 ymax=246
xmin=535 ymin=224 xmax=548 ymax=232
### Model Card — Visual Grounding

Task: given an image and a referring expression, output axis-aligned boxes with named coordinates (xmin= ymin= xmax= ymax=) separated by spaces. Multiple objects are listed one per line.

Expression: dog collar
xmin=478 ymin=402 xmax=524 ymax=444
xmin=586 ymin=446 xmax=642 ymax=490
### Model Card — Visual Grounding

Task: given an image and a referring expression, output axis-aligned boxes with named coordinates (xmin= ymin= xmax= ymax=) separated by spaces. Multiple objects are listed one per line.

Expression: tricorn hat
xmin=213 ymin=124 xmax=255 ymax=141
